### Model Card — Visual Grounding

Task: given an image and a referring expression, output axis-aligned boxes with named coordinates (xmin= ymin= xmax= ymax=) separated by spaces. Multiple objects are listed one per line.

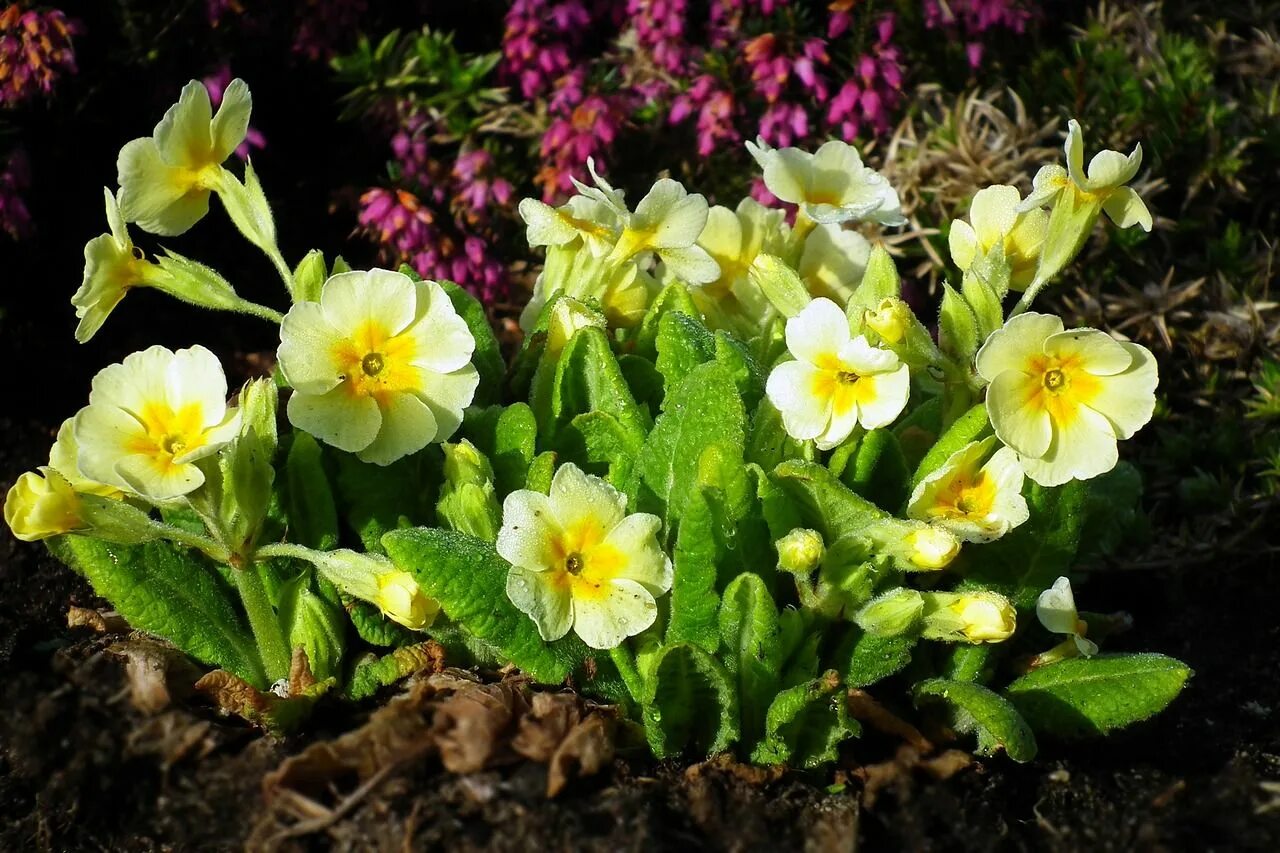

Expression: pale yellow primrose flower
xmin=921 ymin=590 xmax=1017 ymax=643
xmin=517 ymin=192 xmax=621 ymax=258
xmin=977 ymin=313 xmax=1157 ymax=487
xmin=72 ymin=189 xmax=171 ymax=343
xmin=907 ymin=437 xmax=1029 ymax=544
xmin=797 ymin=223 xmax=870 ymax=305
xmin=692 ymin=198 xmax=784 ymax=327
xmin=117 ymin=78 xmax=252 ymax=236
xmin=498 ymin=463 xmax=672 ymax=650
xmin=278 ymin=269 xmax=479 ymax=466
xmin=606 ymin=177 xmax=720 ymax=285
xmin=48 ymin=418 xmax=124 ymax=499
xmin=746 ymin=137 xmax=906 ymax=227
xmin=1021 ymin=120 xmax=1152 ymax=231
xmin=948 ymin=185 xmax=1048 ymax=291
xmin=4 ymin=468 xmax=85 ymax=542
xmin=73 ymin=345 xmax=241 ymax=502
xmin=375 ymin=570 xmax=439 ymax=630
xmin=1036 ymin=576 xmax=1098 ymax=656
xmin=766 ymin=297 xmax=910 ymax=450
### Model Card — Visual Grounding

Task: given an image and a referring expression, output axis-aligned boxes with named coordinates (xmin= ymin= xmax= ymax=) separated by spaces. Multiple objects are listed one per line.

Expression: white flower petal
xmin=658 ymin=245 xmax=721 ymax=285
xmin=73 ymin=404 xmax=148 ymax=492
xmin=1101 ymin=186 xmax=1152 ymax=231
xmin=506 ymin=566 xmax=573 ymax=642
xmin=1019 ymin=404 xmax=1117 ymax=487
xmin=414 ymin=364 xmax=479 ymax=442
xmin=785 ymin=297 xmax=850 ymax=365
xmin=987 ymin=370 xmax=1053 ymax=458
xmin=948 ymin=219 xmax=979 ymax=270
xmin=968 ymin=185 xmax=1020 ymax=245
xmin=1083 ymin=342 xmax=1158 ymax=440
xmin=1020 ymin=165 xmax=1069 ymax=211
xmin=975 ymin=312 xmax=1065 ymax=383
xmin=766 ymin=360 xmax=830 ymax=442
xmin=759 ymin=146 xmax=811 ymax=205
xmin=287 ymin=385 xmax=381 ymax=453
xmin=210 ymin=78 xmax=252 ymax=163
xmin=1064 ymin=119 xmax=1086 ymax=187
xmin=1086 ymin=145 xmax=1142 ymax=189
xmin=113 ymin=453 xmax=205 ymax=501
xmin=519 ymin=198 xmax=579 ymax=247
xmin=406 ymin=280 xmax=476 ymax=374
xmin=320 ymin=269 xmax=418 ymax=339
xmin=356 ymin=392 xmax=438 ymax=466
xmin=1044 ymin=328 xmax=1133 ymax=376
xmin=633 ymin=179 xmax=708 ymax=249
xmin=164 ymin=345 xmax=229 ymax=425
xmin=853 ymin=364 xmax=910 ymax=429
xmin=278 ymin=301 xmax=346 ymax=394
xmin=600 ymin=513 xmax=671 ymax=594
xmin=497 ymin=490 xmax=562 ymax=572
xmin=1036 ymin=577 xmax=1079 ymax=635
xmin=549 ymin=463 xmax=625 ymax=533
xmin=799 ymin=224 xmax=869 ymax=303
xmin=840 ymin=335 xmax=900 ymax=375
xmin=571 ymin=578 xmax=658 ymax=649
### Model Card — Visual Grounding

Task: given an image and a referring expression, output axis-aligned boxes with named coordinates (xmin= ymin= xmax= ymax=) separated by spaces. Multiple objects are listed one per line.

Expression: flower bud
xmin=308 ymin=548 xmax=439 ymax=631
xmin=855 ymin=587 xmax=925 ymax=637
xmin=921 ymin=590 xmax=1016 ymax=643
xmin=546 ymin=296 xmax=606 ymax=356
xmin=905 ymin=526 xmax=961 ymax=570
xmin=375 ymin=571 xmax=439 ymax=631
xmin=4 ymin=468 xmax=84 ymax=541
xmin=777 ymin=528 xmax=825 ymax=575
xmin=438 ymin=440 xmax=501 ymax=541
xmin=864 ymin=297 xmax=911 ymax=345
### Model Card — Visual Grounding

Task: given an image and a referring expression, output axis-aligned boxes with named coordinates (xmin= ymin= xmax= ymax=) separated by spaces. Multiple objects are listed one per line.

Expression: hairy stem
xmin=234 ymin=560 xmax=290 ymax=684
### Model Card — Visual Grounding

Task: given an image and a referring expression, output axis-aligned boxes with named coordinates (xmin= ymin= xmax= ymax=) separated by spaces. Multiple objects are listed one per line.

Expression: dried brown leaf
xmin=67 ymin=606 xmax=129 ymax=634
xmin=108 ymin=639 xmax=202 ymax=714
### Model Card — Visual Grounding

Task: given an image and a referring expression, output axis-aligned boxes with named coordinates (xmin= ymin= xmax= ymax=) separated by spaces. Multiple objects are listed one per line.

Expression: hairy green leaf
xmin=914 ymin=678 xmax=1037 ymax=762
xmin=834 ymin=627 xmax=915 ymax=688
xmin=910 ymin=404 xmax=991 ymax=488
xmin=462 ymin=402 xmax=539 ymax=497
xmin=939 ymin=282 xmax=979 ymax=362
xmin=52 ymin=536 xmax=264 ymax=687
xmin=750 ymin=672 xmax=858 ymax=768
xmin=283 ymin=432 xmax=339 ymax=549
xmin=769 ymin=459 xmax=888 ymax=542
xmin=718 ymin=572 xmax=784 ymax=743
xmin=655 ymin=311 xmax=715 ymax=396
xmin=642 ymin=643 xmax=739 ymax=758
xmin=1005 ymin=654 xmax=1191 ymax=738
xmin=665 ymin=488 xmax=722 ymax=653
xmin=747 ymin=397 xmax=814 ymax=471
xmin=334 ymin=450 xmax=437 ymax=553
xmin=346 ymin=642 xmax=444 ymax=701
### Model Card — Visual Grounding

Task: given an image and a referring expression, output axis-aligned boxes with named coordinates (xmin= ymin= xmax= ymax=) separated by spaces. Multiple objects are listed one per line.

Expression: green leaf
xmin=769 ymin=459 xmax=888 ymax=542
xmin=642 ymin=643 xmax=739 ymax=758
xmin=346 ymin=642 xmax=442 ymax=700
xmin=655 ymin=311 xmax=715 ymax=395
xmin=278 ymin=578 xmax=347 ymax=682
xmin=750 ymin=672 xmax=858 ymax=768
xmin=834 ymin=627 xmax=914 ymax=688
xmin=546 ymin=327 xmax=650 ymax=451
xmin=634 ymin=281 xmax=700 ymax=361
xmin=1078 ymin=462 xmax=1146 ymax=559
xmin=560 ymin=410 xmax=642 ymax=489
xmin=718 ymin=573 xmax=784 ymax=743
xmin=462 ymin=403 xmax=538 ymax=496
xmin=526 ymin=451 xmax=557 ymax=494
xmin=832 ymin=429 xmax=910 ymax=511
xmin=943 ymin=644 xmax=994 ymax=683
xmin=911 ymin=404 xmax=991 ymax=488
xmin=52 ymin=536 xmax=264 ymax=687
xmin=334 ymin=450 xmax=436 ymax=553
xmin=914 ymin=678 xmax=1037 ymax=762
xmin=635 ymin=361 xmax=747 ymax=532
xmin=747 ymin=397 xmax=814 ymax=471
xmin=440 ymin=281 xmax=504 ymax=406
xmin=382 ymin=527 xmax=592 ymax=685
xmin=665 ymin=489 xmax=723 ymax=654
xmin=958 ymin=480 xmax=1089 ymax=608
xmin=283 ymin=432 xmax=339 ymax=549
xmin=618 ymin=353 xmax=665 ymax=415
xmin=713 ymin=331 xmax=764 ymax=415
xmin=1004 ymin=654 xmax=1191 ymax=738
xmin=938 ymin=282 xmax=979 ymax=362
xmin=345 ymin=597 xmax=417 ymax=647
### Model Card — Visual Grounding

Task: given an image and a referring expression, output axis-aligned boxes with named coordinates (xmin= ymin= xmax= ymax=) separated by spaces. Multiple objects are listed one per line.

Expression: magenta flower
xmin=0 ymin=5 xmax=79 ymax=106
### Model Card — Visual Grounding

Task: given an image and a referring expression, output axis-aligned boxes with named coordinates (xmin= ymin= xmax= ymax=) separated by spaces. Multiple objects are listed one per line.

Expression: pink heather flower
xmin=203 ymin=65 xmax=265 ymax=159
xmin=827 ymin=13 xmax=902 ymax=139
xmin=923 ymin=0 xmax=1035 ymax=69
xmin=0 ymin=5 xmax=79 ymax=106
xmin=627 ymin=0 xmax=691 ymax=74
xmin=537 ymin=77 xmax=626 ymax=201
xmin=670 ymin=74 xmax=739 ymax=157
xmin=501 ymin=0 xmax=596 ymax=99
xmin=0 ymin=146 xmax=31 ymax=239
xmin=292 ymin=0 xmax=367 ymax=62
xmin=452 ymin=149 xmax=514 ymax=217
xmin=759 ymin=102 xmax=809 ymax=147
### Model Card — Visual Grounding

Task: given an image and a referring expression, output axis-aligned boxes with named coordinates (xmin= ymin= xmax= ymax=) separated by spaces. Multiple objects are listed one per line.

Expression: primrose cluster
xmin=4 ymin=78 xmax=1187 ymax=761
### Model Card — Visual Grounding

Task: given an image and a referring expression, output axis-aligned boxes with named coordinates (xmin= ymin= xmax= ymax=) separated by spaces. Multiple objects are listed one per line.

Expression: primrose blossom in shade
xmin=277 ymin=269 xmax=479 ymax=466
xmin=948 ymin=185 xmax=1048 ymax=291
xmin=72 ymin=189 xmax=170 ymax=343
xmin=116 ymin=78 xmax=252 ymax=236
xmin=1036 ymin=576 xmax=1098 ymax=657
xmin=907 ymin=438 xmax=1029 ymax=543
xmin=498 ymin=463 xmax=673 ymax=650
xmin=976 ymin=313 xmax=1158 ymax=488
xmin=746 ymin=138 xmax=906 ymax=227
xmin=766 ymin=297 xmax=910 ymax=451
xmin=1020 ymin=119 xmax=1151 ymax=231
xmin=72 ymin=346 xmax=241 ymax=502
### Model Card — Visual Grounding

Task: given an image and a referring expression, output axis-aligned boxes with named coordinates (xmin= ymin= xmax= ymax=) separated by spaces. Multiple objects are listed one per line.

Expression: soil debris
xmin=108 ymin=637 xmax=203 ymax=714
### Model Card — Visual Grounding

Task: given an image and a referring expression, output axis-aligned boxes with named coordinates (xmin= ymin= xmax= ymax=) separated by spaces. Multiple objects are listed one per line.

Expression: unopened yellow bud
xmin=921 ymin=590 xmax=1016 ymax=644
xmin=776 ymin=527 xmax=825 ymax=574
xmin=906 ymin=526 xmax=961 ymax=570
xmin=376 ymin=570 xmax=439 ymax=631
xmin=864 ymin=297 xmax=910 ymax=345
xmin=4 ymin=468 xmax=84 ymax=542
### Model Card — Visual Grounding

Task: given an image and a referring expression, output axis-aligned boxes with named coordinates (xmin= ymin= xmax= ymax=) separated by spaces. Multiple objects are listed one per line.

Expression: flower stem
xmin=233 ymin=298 xmax=285 ymax=324
xmin=234 ymin=560 xmax=291 ymax=684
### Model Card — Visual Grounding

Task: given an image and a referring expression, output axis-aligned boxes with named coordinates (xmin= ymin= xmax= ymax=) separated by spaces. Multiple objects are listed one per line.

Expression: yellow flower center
xmin=333 ymin=319 xmax=421 ymax=404
xmin=929 ymin=470 xmax=997 ymax=521
xmin=1021 ymin=353 xmax=1101 ymax=427
xmin=548 ymin=517 xmax=625 ymax=602
xmin=810 ymin=353 xmax=880 ymax=419
xmin=126 ymin=401 xmax=209 ymax=471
